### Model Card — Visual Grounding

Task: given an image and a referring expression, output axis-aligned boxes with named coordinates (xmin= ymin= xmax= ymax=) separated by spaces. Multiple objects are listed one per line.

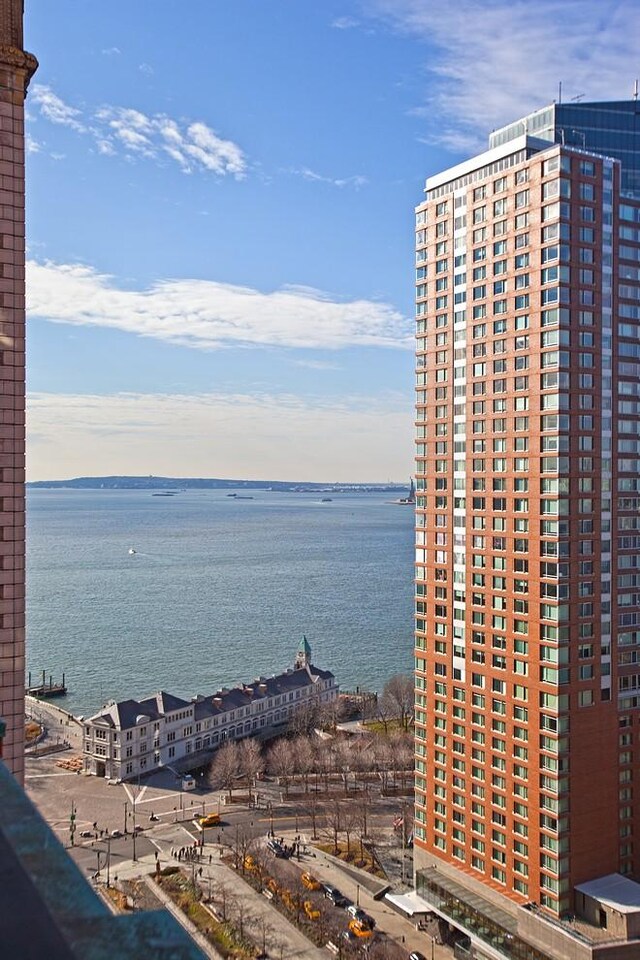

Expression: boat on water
xmin=152 ymin=491 xmax=177 ymax=497
xmin=128 ymin=548 xmax=136 ymax=555
xmin=321 ymin=498 xmax=333 ymax=502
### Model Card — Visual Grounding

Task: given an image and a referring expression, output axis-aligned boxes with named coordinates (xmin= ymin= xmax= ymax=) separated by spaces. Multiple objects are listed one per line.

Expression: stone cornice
xmin=0 ymin=43 xmax=37 ymax=89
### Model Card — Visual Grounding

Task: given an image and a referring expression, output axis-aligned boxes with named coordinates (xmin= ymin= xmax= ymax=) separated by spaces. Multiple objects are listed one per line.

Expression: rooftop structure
xmin=489 ymin=100 xmax=640 ymax=198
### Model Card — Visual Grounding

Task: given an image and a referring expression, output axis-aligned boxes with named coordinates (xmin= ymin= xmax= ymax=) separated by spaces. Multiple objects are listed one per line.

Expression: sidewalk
xmin=106 ymin=841 xmax=326 ymax=960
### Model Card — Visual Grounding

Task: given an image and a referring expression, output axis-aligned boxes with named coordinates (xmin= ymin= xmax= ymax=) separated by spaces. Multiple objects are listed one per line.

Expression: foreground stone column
xmin=0 ymin=0 xmax=36 ymax=783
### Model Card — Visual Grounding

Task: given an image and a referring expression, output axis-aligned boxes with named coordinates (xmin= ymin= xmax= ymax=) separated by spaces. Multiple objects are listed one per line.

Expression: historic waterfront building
xmin=0 ymin=1 xmax=37 ymax=784
xmin=413 ymin=101 xmax=640 ymax=959
xmin=83 ymin=639 xmax=337 ymax=780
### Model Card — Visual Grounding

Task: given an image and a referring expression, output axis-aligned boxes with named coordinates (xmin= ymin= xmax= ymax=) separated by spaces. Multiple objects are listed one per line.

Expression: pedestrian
xmin=154 ymin=851 xmax=158 ymax=861
xmin=209 ymin=854 xmax=212 ymax=865
xmin=199 ymin=867 xmax=203 ymax=877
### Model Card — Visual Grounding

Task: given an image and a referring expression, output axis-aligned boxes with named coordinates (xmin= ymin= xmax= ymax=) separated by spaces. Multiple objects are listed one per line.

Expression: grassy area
xmin=156 ymin=871 xmax=257 ymax=959
xmin=361 ymin=719 xmax=411 ymax=734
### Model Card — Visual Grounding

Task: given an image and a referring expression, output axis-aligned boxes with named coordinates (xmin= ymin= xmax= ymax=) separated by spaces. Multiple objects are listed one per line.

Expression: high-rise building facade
xmin=413 ymin=102 xmax=640 ymax=959
xmin=0 ymin=1 xmax=37 ymax=783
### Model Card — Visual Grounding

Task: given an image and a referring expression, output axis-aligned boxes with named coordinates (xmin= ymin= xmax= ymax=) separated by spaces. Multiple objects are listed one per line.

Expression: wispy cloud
xmin=27 ymin=260 xmax=411 ymax=352
xmin=139 ymin=62 xmax=154 ymax=75
xmin=30 ymin=85 xmax=86 ymax=132
xmin=26 ymin=133 xmax=41 ymax=154
xmin=290 ymin=167 xmax=368 ymax=189
xmin=101 ymin=47 xmax=121 ymax=56
xmin=368 ymin=0 xmax=640 ymax=150
xmin=291 ymin=359 xmax=342 ymax=371
xmin=27 ymin=390 xmax=413 ymax=483
xmin=28 ymin=86 xmax=247 ymax=178
xmin=331 ymin=16 xmax=360 ymax=29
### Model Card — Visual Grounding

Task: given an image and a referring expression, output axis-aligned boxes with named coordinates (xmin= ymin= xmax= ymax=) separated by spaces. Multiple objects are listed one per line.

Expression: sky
xmin=24 ymin=0 xmax=640 ymax=482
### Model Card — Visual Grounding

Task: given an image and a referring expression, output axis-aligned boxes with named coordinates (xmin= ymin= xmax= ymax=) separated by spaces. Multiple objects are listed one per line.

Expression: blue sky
xmin=25 ymin=0 xmax=640 ymax=481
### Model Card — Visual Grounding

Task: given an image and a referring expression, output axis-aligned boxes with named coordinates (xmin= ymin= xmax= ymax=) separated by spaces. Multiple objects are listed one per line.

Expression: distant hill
xmin=26 ymin=475 xmax=409 ymax=493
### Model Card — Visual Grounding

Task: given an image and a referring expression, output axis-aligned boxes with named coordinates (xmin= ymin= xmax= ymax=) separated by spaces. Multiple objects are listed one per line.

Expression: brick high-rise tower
xmin=0 ymin=0 xmax=36 ymax=783
xmin=412 ymin=102 xmax=640 ymax=959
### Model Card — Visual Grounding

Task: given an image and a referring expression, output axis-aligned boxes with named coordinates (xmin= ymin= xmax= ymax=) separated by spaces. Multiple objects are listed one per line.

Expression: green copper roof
xmin=299 ymin=635 xmax=311 ymax=655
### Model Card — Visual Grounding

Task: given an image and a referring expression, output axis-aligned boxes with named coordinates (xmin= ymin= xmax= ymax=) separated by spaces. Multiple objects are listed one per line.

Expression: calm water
xmin=26 ymin=489 xmax=414 ymax=716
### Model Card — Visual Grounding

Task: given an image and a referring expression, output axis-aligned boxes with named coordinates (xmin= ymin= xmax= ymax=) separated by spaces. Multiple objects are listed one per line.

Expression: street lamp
xmin=132 ymin=794 xmax=137 ymax=862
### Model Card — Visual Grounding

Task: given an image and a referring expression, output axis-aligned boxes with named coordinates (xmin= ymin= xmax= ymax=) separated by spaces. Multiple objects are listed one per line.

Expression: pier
xmin=26 ymin=670 xmax=68 ymax=699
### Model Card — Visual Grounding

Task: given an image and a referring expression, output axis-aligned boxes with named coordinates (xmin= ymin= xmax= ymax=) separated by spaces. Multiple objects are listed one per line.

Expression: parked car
xmin=301 ymin=872 xmax=321 ymax=891
xmin=347 ymin=906 xmax=375 ymax=928
xmin=133 ymin=824 xmax=144 ymax=835
xmin=79 ymin=830 xmax=93 ymax=839
xmin=348 ymin=919 xmax=374 ymax=940
xmin=303 ymin=900 xmax=321 ymax=921
xmin=409 ymin=953 xmax=427 ymax=960
xmin=110 ymin=829 xmax=123 ymax=839
xmin=323 ymin=884 xmax=348 ymax=907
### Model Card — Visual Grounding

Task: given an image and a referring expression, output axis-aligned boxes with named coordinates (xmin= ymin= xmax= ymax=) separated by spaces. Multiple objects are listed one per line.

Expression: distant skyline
xmin=25 ymin=0 xmax=640 ymax=480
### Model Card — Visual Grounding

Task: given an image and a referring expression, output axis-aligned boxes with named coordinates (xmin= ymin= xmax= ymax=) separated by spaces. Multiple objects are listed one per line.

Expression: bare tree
xmin=373 ymin=692 xmax=395 ymax=734
xmin=342 ymin=804 xmax=358 ymax=857
xmin=381 ymin=674 xmax=414 ymax=730
xmin=293 ymin=735 xmax=314 ymax=793
xmin=209 ymin=741 xmax=241 ymax=800
xmin=373 ymin=737 xmax=391 ymax=794
xmin=323 ymin=798 xmax=343 ymax=855
xmin=268 ymin=738 xmax=296 ymax=797
xmin=303 ymin=789 xmax=322 ymax=840
xmin=391 ymin=731 xmax=413 ymax=791
xmin=238 ymin=738 xmax=265 ymax=806
xmin=354 ymin=789 xmax=372 ymax=861
xmin=210 ymin=879 xmax=235 ymax=921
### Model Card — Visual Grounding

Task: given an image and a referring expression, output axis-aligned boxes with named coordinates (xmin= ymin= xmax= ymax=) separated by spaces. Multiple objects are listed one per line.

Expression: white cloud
xmin=292 ymin=359 xmax=342 ymax=371
xmin=30 ymin=85 xmax=86 ymax=132
xmin=27 ymin=390 xmax=413 ymax=483
xmin=26 ymin=260 xmax=411 ymax=351
xmin=101 ymin=47 xmax=121 ymax=56
xmin=331 ymin=16 xmax=360 ymax=29
xmin=139 ymin=62 xmax=154 ymax=75
xmin=368 ymin=0 xmax=640 ymax=150
xmin=26 ymin=133 xmax=40 ymax=154
xmin=28 ymin=88 xmax=247 ymax=178
xmin=291 ymin=167 xmax=368 ymax=189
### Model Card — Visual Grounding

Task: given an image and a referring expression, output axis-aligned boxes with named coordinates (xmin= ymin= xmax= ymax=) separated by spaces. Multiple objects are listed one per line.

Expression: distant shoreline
xmin=27 ymin=475 xmax=410 ymax=493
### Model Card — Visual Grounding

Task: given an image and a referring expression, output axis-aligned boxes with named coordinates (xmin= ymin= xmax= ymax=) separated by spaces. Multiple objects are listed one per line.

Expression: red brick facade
xmin=415 ymin=138 xmax=640 ymax=916
xmin=0 ymin=1 xmax=36 ymax=783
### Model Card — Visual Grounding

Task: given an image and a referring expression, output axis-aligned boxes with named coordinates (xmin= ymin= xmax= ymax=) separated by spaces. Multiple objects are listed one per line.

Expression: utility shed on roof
xmin=576 ymin=873 xmax=640 ymax=940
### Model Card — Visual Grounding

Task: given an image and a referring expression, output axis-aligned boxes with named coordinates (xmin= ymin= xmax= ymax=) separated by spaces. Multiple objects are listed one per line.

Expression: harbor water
xmin=26 ymin=489 xmax=414 ymax=716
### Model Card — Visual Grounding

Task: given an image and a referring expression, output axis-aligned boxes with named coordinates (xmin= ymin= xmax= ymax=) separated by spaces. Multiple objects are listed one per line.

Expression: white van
xmin=181 ymin=774 xmax=196 ymax=792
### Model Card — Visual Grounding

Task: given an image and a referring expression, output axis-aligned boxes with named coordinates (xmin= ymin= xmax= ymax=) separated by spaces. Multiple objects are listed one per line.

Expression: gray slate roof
xmin=88 ymin=665 xmax=334 ymax=731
